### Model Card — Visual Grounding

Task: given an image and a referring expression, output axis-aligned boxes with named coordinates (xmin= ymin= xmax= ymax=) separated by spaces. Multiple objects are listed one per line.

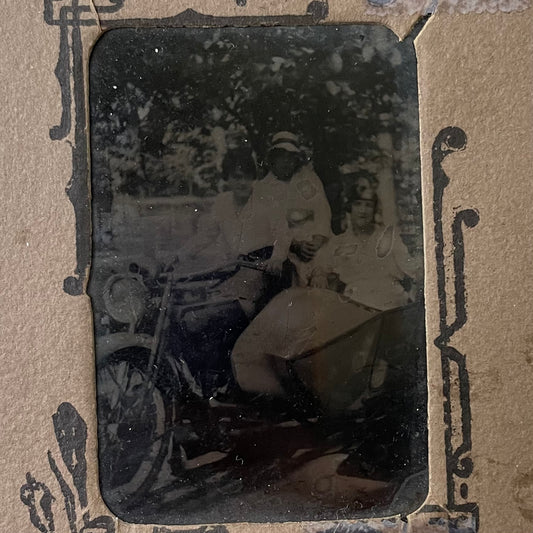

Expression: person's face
xmin=227 ymin=170 xmax=254 ymax=201
xmin=350 ymin=199 xmax=375 ymax=231
xmin=270 ymin=150 xmax=300 ymax=181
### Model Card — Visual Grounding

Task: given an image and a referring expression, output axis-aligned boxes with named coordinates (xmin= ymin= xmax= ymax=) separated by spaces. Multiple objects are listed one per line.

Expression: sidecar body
xmin=232 ymin=287 xmax=426 ymax=414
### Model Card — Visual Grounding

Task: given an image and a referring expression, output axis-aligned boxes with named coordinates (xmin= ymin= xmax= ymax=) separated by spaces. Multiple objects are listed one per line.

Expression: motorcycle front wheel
xmin=96 ymin=346 xmax=173 ymax=503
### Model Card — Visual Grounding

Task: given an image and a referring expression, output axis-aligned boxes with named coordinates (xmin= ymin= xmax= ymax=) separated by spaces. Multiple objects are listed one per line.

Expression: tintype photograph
xmin=89 ymin=25 xmax=427 ymax=524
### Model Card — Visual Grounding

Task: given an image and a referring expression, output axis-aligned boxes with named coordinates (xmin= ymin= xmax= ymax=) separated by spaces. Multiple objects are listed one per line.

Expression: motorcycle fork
xmin=143 ymin=277 xmax=175 ymax=401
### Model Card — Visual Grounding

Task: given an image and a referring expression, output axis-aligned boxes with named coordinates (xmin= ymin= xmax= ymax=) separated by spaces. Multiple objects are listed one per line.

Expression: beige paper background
xmin=417 ymin=12 xmax=533 ymax=528
xmin=1 ymin=1 xmax=533 ymax=532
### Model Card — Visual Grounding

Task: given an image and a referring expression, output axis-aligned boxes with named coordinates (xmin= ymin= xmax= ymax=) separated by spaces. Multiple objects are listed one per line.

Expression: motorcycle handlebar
xmin=159 ymin=257 xmax=269 ymax=283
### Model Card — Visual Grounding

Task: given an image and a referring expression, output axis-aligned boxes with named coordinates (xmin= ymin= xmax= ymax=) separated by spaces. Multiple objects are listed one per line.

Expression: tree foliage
xmin=90 ymin=25 xmax=421 ymax=243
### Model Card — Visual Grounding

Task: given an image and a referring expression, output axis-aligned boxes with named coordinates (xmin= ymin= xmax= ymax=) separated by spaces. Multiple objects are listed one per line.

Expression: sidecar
xmin=230 ymin=287 xmax=427 ymax=482
xmin=233 ymin=287 xmax=425 ymax=410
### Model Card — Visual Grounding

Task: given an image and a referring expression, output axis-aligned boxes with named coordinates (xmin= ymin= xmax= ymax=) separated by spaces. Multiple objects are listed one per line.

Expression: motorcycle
xmin=90 ymin=252 xmax=427 ymax=521
xmin=92 ymin=249 xmax=279 ymax=497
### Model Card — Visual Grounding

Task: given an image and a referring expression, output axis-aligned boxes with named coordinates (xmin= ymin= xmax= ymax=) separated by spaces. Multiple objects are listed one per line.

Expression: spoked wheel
xmin=96 ymin=347 xmax=173 ymax=502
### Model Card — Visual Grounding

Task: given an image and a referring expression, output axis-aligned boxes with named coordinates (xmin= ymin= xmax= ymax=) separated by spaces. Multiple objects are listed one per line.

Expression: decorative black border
xmin=37 ymin=2 xmax=479 ymax=530
xmin=21 ymin=403 xmax=117 ymax=533
xmin=431 ymin=127 xmax=479 ymax=523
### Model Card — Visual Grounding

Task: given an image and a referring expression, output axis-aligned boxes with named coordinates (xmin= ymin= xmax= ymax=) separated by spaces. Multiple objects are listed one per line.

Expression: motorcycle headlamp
xmin=103 ymin=273 xmax=148 ymax=325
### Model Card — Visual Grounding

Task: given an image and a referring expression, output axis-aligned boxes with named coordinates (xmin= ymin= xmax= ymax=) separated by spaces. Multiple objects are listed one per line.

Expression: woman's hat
xmin=269 ymin=131 xmax=302 ymax=153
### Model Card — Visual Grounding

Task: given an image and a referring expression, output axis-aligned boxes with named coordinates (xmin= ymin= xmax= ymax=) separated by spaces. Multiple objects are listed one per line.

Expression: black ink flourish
xmin=432 ymin=127 xmax=479 ymax=526
xmin=52 ymin=403 xmax=88 ymax=508
xmin=21 ymin=403 xmax=115 ymax=533
xmin=20 ymin=475 xmax=56 ymax=533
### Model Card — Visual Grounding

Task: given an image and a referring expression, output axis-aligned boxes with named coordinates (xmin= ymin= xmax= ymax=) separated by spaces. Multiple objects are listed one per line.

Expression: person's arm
xmin=309 ymin=266 xmax=329 ymax=288
xmin=290 ymin=240 xmax=323 ymax=262
xmin=310 ymin=178 xmax=333 ymax=239
xmin=267 ymin=217 xmax=292 ymax=275
xmin=389 ymin=227 xmax=422 ymax=281
xmin=301 ymin=167 xmax=332 ymax=238
xmin=266 ymin=186 xmax=292 ymax=274
xmin=289 ymin=168 xmax=332 ymax=261
xmin=308 ymin=240 xmax=339 ymax=290
xmin=177 ymin=211 xmax=220 ymax=262
xmin=380 ymin=225 xmax=423 ymax=300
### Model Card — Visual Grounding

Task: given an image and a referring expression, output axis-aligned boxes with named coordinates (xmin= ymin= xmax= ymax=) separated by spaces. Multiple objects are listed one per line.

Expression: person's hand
xmin=266 ymin=257 xmax=284 ymax=276
xmin=290 ymin=239 xmax=322 ymax=262
xmin=327 ymin=273 xmax=345 ymax=293
xmin=309 ymin=269 xmax=328 ymax=289
xmin=167 ymin=254 xmax=181 ymax=269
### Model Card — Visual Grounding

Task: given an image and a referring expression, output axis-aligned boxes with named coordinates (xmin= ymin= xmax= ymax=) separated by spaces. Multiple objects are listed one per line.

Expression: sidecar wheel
xmin=96 ymin=347 xmax=173 ymax=500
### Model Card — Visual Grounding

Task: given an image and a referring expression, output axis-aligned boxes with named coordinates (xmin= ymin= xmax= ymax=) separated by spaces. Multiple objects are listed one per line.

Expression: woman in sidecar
xmin=231 ymin=185 xmax=423 ymax=410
